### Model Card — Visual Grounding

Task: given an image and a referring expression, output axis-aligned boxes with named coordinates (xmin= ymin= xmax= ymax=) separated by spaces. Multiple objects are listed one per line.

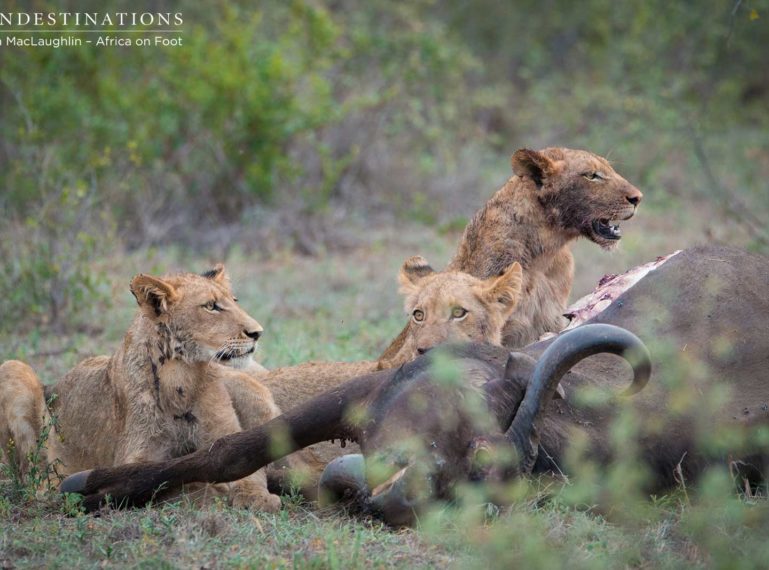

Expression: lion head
xmin=396 ymin=257 xmax=523 ymax=356
xmin=129 ymin=264 xmax=262 ymax=368
xmin=511 ymin=147 xmax=643 ymax=249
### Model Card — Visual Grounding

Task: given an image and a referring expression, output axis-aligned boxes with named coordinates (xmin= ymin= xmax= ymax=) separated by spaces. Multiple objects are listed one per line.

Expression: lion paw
xmin=231 ymin=490 xmax=282 ymax=513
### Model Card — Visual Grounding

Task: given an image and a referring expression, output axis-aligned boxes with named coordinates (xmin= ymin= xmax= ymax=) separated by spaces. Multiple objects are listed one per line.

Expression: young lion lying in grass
xmin=0 ymin=265 xmax=282 ymax=511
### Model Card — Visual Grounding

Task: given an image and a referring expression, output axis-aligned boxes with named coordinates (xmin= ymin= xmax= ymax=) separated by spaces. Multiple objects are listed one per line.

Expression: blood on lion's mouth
xmin=592 ymin=218 xmax=622 ymax=240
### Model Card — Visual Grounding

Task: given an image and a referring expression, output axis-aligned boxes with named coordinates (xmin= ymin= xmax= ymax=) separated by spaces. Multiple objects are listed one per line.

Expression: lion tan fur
xmin=381 ymin=256 xmax=522 ymax=366
xmin=380 ymin=147 xmax=642 ymax=360
xmin=253 ymin=258 xmax=524 ymax=479
xmin=0 ymin=265 xmax=282 ymax=511
xmin=0 ymin=360 xmax=48 ymax=481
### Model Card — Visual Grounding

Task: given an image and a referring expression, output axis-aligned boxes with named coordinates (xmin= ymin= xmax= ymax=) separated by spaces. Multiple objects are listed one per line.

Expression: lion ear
xmin=511 ymin=149 xmax=555 ymax=188
xmin=479 ymin=262 xmax=523 ymax=317
xmin=398 ymin=256 xmax=435 ymax=297
xmin=200 ymin=263 xmax=227 ymax=283
xmin=130 ymin=274 xmax=179 ymax=318
xmin=201 ymin=263 xmax=231 ymax=289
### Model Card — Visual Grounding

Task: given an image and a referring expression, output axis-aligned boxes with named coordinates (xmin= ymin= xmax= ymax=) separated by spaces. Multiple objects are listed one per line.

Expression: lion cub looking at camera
xmin=258 ymin=258 xmax=523 ymax=478
xmin=0 ymin=265 xmax=281 ymax=511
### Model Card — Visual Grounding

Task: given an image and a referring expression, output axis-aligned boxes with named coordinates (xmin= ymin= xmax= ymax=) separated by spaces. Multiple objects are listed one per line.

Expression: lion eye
xmin=451 ymin=307 xmax=468 ymax=320
xmin=412 ymin=309 xmax=425 ymax=323
xmin=203 ymin=300 xmax=222 ymax=312
xmin=584 ymin=171 xmax=605 ymax=181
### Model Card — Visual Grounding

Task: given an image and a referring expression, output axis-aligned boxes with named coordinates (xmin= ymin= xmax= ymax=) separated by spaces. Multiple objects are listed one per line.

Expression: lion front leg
xmin=221 ymin=368 xmax=281 ymax=430
xmin=198 ymin=379 xmax=282 ymax=512
xmin=0 ymin=360 xmax=53 ymax=486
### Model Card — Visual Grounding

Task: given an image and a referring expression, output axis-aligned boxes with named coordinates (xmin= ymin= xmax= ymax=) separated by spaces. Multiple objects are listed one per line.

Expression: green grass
xmin=0 ymin=493 xmax=450 ymax=569
xmin=2 ymin=215 xmax=767 ymax=568
xmin=3 ymin=479 xmax=767 ymax=568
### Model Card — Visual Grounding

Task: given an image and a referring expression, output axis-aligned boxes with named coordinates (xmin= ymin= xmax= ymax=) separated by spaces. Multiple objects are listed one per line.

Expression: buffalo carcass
xmin=60 ymin=246 xmax=769 ymax=525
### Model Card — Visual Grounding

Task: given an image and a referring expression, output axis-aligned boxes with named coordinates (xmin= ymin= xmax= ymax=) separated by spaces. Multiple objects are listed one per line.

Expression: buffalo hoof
xmin=60 ymin=470 xmax=93 ymax=494
xmin=318 ymin=454 xmax=368 ymax=508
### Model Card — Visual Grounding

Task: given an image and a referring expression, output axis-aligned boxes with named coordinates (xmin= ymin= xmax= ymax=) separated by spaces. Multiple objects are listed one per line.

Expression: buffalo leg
xmin=60 ymin=371 xmax=387 ymax=511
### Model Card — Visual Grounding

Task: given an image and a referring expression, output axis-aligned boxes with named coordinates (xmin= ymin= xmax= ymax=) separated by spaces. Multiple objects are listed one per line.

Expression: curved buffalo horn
xmin=506 ymin=323 xmax=651 ymax=474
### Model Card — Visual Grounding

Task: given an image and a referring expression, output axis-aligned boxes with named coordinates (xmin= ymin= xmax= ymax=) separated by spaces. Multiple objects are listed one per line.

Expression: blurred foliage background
xmin=2 ymin=2 xmax=769 ymax=567
xmin=1 ymin=0 xmax=767 ymax=326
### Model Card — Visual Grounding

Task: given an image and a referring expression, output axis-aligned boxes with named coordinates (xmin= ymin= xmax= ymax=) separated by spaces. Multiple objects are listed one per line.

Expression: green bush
xmin=0 ymin=182 xmax=112 ymax=332
xmin=1 ymin=0 xmax=767 ymax=327
xmin=1 ymin=0 xmax=482 ymax=233
xmin=0 ymin=0 xmax=482 ymax=327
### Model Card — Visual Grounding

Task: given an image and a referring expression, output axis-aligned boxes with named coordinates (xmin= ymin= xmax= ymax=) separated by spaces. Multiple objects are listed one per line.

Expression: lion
xmin=255 ymin=257 xmax=523 ymax=485
xmin=0 ymin=265 xmax=282 ymax=511
xmin=379 ymin=147 xmax=643 ymax=362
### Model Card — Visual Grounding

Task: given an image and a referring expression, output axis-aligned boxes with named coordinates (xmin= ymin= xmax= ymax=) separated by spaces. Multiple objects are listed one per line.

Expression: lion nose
xmin=416 ymin=346 xmax=428 ymax=355
xmin=245 ymin=328 xmax=262 ymax=341
xmin=626 ymin=189 xmax=642 ymax=206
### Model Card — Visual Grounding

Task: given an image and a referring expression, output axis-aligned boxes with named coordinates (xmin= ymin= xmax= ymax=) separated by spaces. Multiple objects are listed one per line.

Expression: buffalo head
xmin=317 ymin=324 xmax=651 ymax=525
